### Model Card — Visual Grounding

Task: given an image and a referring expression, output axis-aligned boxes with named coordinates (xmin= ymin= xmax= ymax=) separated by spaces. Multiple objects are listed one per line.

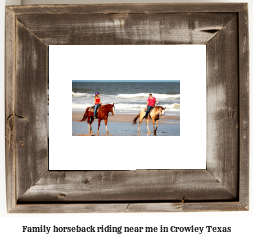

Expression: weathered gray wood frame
xmin=5 ymin=4 xmax=249 ymax=213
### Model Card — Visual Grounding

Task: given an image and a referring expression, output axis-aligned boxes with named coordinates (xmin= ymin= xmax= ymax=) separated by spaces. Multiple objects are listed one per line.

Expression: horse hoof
xmin=97 ymin=131 xmax=100 ymax=134
xmin=106 ymin=131 xmax=109 ymax=134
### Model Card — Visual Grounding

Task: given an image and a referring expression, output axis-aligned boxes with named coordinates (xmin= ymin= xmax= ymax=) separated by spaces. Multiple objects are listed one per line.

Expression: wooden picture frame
xmin=5 ymin=3 xmax=249 ymax=213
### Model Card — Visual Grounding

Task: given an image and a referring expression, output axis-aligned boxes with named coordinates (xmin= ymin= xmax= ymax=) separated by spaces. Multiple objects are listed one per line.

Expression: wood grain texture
xmin=5 ymin=3 xmax=249 ymax=213
xmin=206 ymin=16 xmax=239 ymax=198
xmin=10 ymin=202 xmax=247 ymax=213
xmin=16 ymin=13 xmax=235 ymax=45
xmin=15 ymin=20 xmax=48 ymax=200
xmin=18 ymin=170 xmax=236 ymax=203
xmin=7 ymin=3 xmax=246 ymax=15
xmin=5 ymin=7 xmax=17 ymax=212
xmin=125 ymin=202 xmax=248 ymax=213
xmin=238 ymin=4 xmax=249 ymax=209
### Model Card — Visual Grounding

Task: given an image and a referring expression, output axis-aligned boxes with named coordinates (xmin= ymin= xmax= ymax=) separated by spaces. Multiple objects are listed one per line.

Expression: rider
xmin=94 ymin=92 xmax=101 ymax=117
xmin=143 ymin=94 xmax=159 ymax=119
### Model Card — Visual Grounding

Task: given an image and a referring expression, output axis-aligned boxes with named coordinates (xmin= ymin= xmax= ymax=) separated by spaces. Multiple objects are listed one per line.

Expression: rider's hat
xmin=95 ymin=92 xmax=99 ymax=96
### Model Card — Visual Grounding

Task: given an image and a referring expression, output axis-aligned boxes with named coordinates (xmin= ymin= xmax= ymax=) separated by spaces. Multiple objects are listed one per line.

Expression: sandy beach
xmin=72 ymin=111 xmax=180 ymax=136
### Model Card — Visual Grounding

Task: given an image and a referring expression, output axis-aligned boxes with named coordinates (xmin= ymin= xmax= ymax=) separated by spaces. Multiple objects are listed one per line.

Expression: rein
xmin=108 ymin=105 xmax=115 ymax=116
xmin=100 ymin=104 xmax=114 ymax=116
xmin=151 ymin=107 xmax=165 ymax=118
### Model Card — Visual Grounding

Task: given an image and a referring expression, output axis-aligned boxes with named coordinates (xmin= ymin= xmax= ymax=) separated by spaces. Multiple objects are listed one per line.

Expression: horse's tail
xmin=132 ymin=112 xmax=141 ymax=125
xmin=79 ymin=108 xmax=89 ymax=122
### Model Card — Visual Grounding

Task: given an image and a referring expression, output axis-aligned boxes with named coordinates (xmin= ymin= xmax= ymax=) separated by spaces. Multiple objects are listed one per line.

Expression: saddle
xmin=88 ymin=105 xmax=101 ymax=112
xmin=144 ymin=107 xmax=155 ymax=119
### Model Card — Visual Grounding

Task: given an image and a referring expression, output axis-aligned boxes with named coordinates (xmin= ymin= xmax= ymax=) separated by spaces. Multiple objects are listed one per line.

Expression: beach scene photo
xmin=72 ymin=80 xmax=180 ymax=136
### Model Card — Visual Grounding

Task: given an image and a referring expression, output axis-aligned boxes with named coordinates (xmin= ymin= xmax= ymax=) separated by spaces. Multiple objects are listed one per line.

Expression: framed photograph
xmin=5 ymin=4 xmax=249 ymax=212
xmin=49 ymin=45 xmax=206 ymax=170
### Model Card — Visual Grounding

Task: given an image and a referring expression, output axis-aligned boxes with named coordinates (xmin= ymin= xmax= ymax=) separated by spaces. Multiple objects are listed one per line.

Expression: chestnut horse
xmin=79 ymin=103 xmax=115 ymax=134
xmin=132 ymin=106 xmax=166 ymax=133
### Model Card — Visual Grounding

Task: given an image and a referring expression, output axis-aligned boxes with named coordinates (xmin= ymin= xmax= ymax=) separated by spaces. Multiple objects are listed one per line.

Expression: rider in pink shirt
xmin=147 ymin=97 xmax=156 ymax=107
xmin=143 ymin=94 xmax=159 ymax=119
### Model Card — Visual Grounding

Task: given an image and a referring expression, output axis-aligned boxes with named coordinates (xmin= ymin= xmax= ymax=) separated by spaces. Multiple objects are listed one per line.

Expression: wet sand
xmin=72 ymin=111 xmax=180 ymax=122
xmin=72 ymin=111 xmax=180 ymax=136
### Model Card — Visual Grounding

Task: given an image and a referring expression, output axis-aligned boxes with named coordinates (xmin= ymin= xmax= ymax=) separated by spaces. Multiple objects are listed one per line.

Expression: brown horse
xmin=80 ymin=103 xmax=115 ymax=134
xmin=133 ymin=106 xmax=166 ymax=133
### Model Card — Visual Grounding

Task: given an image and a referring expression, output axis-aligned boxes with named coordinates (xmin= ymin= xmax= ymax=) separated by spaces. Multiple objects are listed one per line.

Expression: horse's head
xmin=108 ymin=103 xmax=115 ymax=116
xmin=161 ymin=107 xmax=166 ymax=116
xmin=156 ymin=106 xmax=166 ymax=117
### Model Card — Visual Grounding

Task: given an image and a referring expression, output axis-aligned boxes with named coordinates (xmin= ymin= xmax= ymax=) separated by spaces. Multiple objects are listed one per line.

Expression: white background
xmin=49 ymin=45 xmax=206 ymax=170
xmin=0 ymin=0 xmax=252 ymax=237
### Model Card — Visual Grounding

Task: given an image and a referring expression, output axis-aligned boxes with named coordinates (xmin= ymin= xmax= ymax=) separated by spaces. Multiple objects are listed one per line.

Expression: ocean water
xmin=72 ymin=81 xmax=180 ymax=115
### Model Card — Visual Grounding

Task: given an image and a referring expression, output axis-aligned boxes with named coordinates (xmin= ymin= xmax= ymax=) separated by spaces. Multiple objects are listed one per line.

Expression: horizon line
xmin=72 ymin=80 xmax=180 ymax=82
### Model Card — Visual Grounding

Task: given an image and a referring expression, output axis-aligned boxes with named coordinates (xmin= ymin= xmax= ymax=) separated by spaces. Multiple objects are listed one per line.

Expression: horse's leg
xmin=138 ymin=118 xmax=142 ymax=132
xmin=90 ymin=117 xmax=94 ymax=134
xmin=138 ymin=121 xmax=142 ymax=132
xmin=104 ymin=119 xmax=109 ymax=133
xmin=97 ymin=119 xmax=101 ymax=134
xmin=155 ymin=120 xmax=159 ymax=131
xmin=146 ymin=119 xmax=151 ymax=133
xmin=152 ymin=118 xmax=155 ymax=132
xmin=87 ymin=116 xmax=91 ymax=133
